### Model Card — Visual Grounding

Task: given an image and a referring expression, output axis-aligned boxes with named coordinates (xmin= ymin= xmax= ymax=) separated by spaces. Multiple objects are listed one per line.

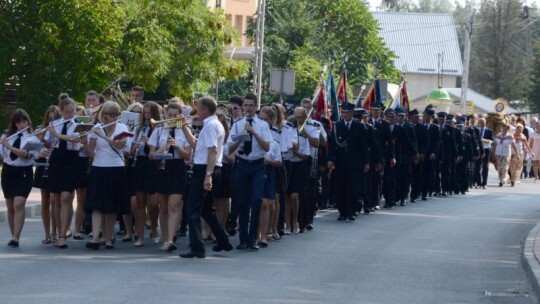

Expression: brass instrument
xmin=101 ymin=78 xmax=130 ymax=110
xmin=150 ymin=115 xmax=198 ymax=129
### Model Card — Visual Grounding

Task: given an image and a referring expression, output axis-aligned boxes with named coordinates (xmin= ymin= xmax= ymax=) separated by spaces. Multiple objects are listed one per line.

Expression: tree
xmin=0 ymin=0 xmax=124 ymax=121
xmin=469 ymin=0 xmax=530 ymax=102
xmin=528 ymin=40 xmax=540 ymax=112
xmin=242 ymin=0 xmax=397 ymax=103
xmin=119 ymin=0 xmax=249 ymax=102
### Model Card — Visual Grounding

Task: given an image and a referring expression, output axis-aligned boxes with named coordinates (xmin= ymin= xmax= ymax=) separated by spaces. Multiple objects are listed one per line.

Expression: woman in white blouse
xmin=148 ymin=102 xmax=191 ymax=252
xmin=494 ymin=123 xmax=515 ymax=187
xmin=84 ymin=101 xmax=130 ymax=250
xmin=1 ymin=109 xmax=35 ymax=247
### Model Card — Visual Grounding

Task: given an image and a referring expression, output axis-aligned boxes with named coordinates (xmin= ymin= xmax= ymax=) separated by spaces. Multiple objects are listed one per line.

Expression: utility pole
xmin=253 ymin=0 xmax=266 ymax=109
xmin=460 ymin=8 xmax=475 ymax=114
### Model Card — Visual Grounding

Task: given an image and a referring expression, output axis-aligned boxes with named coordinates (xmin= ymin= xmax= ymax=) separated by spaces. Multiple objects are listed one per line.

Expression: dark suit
xmin=456 ymin=131 xmax=475 ymax=194
xmin=476 ymin=127 xmax=493 ymax=186
xmin=440 ymin=124 xmax=458 ymax=194
xmin=369 ymin=118 xmax=394 ymax=208
xmin=424 ymin=123 xmax=442 ymax=196
xmin=361 ymin=121 xmax=380 ymax=213
xmin=411 ymin=123 xmax=429 ymax=200
xmin=328 ymin=119 xmax=370 ymax=218
xmin=395 ymin=122 xmax=418 ymax=203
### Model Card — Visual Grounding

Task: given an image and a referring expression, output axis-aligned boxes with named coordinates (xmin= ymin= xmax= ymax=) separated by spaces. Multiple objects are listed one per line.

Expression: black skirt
xmin=2 ymin=164 xmax=33 ymax=199
xmin=32 ymin=158 xmax=49 ymax=189
xmin=130 ymin=156 xmax=157 ymax=194
xmin=84 ymin=166 xmax=130 ymax=215
xmin=75 ymin=156 xmax=90 ymax=188
xmin=48 ymin=149 xmax=78 ymax=193
xmin=288 ymin=160 xmax=309 ymax=194
xmin=154 ymin=159 xmax=187 ymax=195
xmin=213 ymin=162 xmax=232 ymax=199
xmin=275 ymin=165 xmax=287 ymax=196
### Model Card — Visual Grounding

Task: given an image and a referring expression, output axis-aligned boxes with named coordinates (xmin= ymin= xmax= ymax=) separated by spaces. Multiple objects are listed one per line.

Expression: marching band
xmin=1 ymin=89 xmax=535 ymax=257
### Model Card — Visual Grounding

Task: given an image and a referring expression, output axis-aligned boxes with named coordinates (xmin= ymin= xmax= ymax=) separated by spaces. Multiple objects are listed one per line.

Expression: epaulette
xmin=270 ymin=126 xmax=282 ymax=134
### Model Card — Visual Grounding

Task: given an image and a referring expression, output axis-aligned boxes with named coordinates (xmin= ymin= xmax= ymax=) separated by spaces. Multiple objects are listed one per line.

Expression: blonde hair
xmin=98 ymin=101 xmax=121 ymax=123
xmin=127 ymin=102 xmax=143 ymax=113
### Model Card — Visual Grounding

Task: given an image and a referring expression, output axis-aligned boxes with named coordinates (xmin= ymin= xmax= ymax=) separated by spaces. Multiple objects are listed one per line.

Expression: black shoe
xmin=278 ymin=230 xmax=285 ymax=237
xmin=499 ymin=182 xmax=503 ymax=187
xmin=374 ymin=206 xmax=380 ymax=210
xmin=7 ymin=240 xmax=19 ymax=248
xmin=122 ymin=236 xmax=132 ymax=242
xmin=179 ymin=251 xmax=206 ymax=258
xmin=347 ymin=216 xmax=356 ymax=222
xmin=441 ymin=192 xmax=447 ymax=197
xmin=337 ymin=215 xmax=346 ymax=221
xmin=400 ymin=200 xmax=406 ymax=206
xmin=248 ymin=244 xmax=259 ymax=251
xmin=482 ymin=185 xmax=486 ymax=189
xmin=421 ymin=197 xmax=427 ymax=201
xmin=299 ymin=228 xmax=305 ymax=233
xmin=236 ymin=242 xmax=248 ymax=250
xmin=212 ymin=241 xmax=233 ymax=252
xmin=306 ymin=224 xmax=314 ymax=231
xmin=179 ymin=230 xmax=187 ymax=237
xmin=85 ymin=242 xmax=100 ymax=250
xmin=410 ymin=199 xmax=416 ymax=203
xmin=105 ymin=244 xmax=114 ymax=249
xmin=511 ymin=181 xmax=515 ymax=187
xmin=383 ymin=205 xmax=392 ymax=209
xmin=364 ymin=209 xmax=370 ymax=214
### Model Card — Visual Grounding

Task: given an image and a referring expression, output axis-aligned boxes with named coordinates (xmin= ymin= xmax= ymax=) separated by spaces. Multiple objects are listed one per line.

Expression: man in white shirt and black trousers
xmin=179 ymin=97 xmax=233 ymax=258
xmin=229 ymin=92 xmax=272 ymax=251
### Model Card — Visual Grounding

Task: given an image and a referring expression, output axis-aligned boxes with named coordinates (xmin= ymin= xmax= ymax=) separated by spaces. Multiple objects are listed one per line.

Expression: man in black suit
xmin=456 ymin=118 xmax=477 ymax=194
xmin=439 ymin=113 xmax=458 ymax=196
xmin=394 ymin=108 xmax=418 ymax=206
xmin=423 ymin=106 xmax=441 ymax=199
xmin=382 ymin=108 xmax=400 ymax=208
xmin=468 ymin=114 xmax=484 ymax=187
xmin=409 ymin=109 xmax=429 ymax=202
xmin=370 ymin=105 xmax=396 ymax=209
xmin=327 ymin=103 xmax=370 ymax=221
xmin=477 ymin=118 xmax=493 ymax=188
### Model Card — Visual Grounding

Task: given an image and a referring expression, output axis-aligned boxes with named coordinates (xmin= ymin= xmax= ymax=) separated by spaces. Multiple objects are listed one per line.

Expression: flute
xmin=5 ymin=126 xmax=30 ymax=140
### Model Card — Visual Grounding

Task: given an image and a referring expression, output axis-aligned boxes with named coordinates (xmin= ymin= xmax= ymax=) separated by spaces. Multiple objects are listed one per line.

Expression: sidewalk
xmin=0 ymin=188 xmax=42 ymax=222
xmin=523 ymin=220 xmax=540 ymax=299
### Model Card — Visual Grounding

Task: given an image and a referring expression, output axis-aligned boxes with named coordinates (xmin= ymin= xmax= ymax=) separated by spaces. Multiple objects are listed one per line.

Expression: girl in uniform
xmin=1 ymin=109 xmax=35 ymax=247
xmin=149 ymin=102 xmax=191 ymax=252
xmin=33 ymin=106 xmax=61 ymax=244
xmin=84 ymin=101 xmax=130 ymax=249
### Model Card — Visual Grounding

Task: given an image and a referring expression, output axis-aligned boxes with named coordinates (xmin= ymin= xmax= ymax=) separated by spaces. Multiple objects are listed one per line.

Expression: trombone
xmin=150 ymin=115 xmax=198 ymax=128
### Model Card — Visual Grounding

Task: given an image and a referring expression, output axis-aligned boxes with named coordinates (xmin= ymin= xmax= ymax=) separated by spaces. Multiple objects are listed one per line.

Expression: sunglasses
xmin=104 ymin=112 xmax=120 ymax=117
xmin=192 ymin=125 xmax=203 ymax=130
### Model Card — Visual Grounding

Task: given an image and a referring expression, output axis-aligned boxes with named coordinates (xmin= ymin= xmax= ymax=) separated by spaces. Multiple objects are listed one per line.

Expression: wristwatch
xmin=206 ymin=171 xmax=213 ymax=177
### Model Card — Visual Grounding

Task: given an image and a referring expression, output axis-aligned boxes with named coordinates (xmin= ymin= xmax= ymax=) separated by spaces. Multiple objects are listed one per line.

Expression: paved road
xmin=1 ymin=178 xmax=539 ymax=304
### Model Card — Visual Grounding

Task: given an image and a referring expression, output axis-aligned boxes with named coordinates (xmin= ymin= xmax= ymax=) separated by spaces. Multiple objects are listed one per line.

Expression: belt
xmin=237 ymin=158 xmax=264 ymax=164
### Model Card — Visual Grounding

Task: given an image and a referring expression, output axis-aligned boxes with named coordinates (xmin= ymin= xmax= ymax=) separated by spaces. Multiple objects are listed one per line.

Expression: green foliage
xmin=0 ymin=0 xmax=123 ymax=122
xmin=245 ymin=0 xmax=397 ymax=103
xmin=528 ymin=40 xmax=540 ymax=112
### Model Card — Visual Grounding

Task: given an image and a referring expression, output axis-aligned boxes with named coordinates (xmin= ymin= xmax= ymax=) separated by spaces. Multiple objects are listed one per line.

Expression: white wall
xmin=406 ymin=74 xmax=458 ymax=100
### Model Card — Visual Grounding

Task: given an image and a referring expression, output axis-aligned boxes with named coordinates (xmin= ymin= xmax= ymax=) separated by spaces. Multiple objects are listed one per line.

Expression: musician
xmin=148 ymin=102 xmax=191 ymax=252
xmin=33 ymin=106 xmax=61 ymax=244
xmin=45 ymin=94 xmax=82 ymax=248
xmin=284 ymin=116 xmax=302 ymax=233
xmin=179 ymin=97 xmax=233 ymax=258
xmin=394 ymin=108 xmax=418 ymax=206
xmin=84 ymin=101 xmax=130 ymax=250
xmin=213 ymin=110 xmax=234 ymax=230
xmin=369 ymin=104 xmax=395 ymax=210
xmin=299 ymin=99 xmax=322 ymax=231
xmin=225 ymin=95 xmax=244 ymax=236
xmin=228 ymin=93 xmax=272 ymax=251
xmin=477 ymin=118 xmax=493 ymax=188
xmin=1 ymin=109 xmax=35 ymax=247
xmin=131 ymin=86 xmax=144 ymax=104
xmin=382 ymin=108 xmax=399 ymax=208
xmin=409 ymin=109 xmax=428 ymax=202
xmin=356 ymin=108 xmax=381 ymax=214
xmin=327 ymin=102 xmax=369 ymax=220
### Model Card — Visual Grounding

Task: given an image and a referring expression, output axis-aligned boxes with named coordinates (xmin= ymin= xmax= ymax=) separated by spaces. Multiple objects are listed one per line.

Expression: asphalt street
xmin=1 ymin=178 xmax=539 ymax=304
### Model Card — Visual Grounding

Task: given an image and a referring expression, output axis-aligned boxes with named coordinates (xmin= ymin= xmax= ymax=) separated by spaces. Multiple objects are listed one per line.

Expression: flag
xmin=337 ymin=70 xmax=348 ymax=104
xmin=391 ymin=94 xmax=401 ymax=110
xmin=313 ymin=83 xmax=327 ymax=121
xmin=375 ymin=78 xmax=383 ymax=106
xmin=401 ymin=82 xmax=410 ymax=116
xmin=326 ymin=71 xmax=340 ymax=123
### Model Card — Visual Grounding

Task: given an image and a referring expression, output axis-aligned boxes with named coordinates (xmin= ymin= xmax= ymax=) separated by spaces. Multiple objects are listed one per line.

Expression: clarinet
xmin=131 ymin=122 xmax=148 ymax=168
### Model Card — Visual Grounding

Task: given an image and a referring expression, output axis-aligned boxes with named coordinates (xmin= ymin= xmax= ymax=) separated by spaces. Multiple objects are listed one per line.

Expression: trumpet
xmin=150 ymin=115 xmax=198 ymax=128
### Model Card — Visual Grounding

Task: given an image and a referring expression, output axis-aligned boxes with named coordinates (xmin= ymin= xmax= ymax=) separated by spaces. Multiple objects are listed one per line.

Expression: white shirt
xmin=133 ymin=123 xmax=152 ymax=156
xmin=44 ymin=117 xmax=81 ymax=151
xmin=194 ymin=115 xmax=224 ymax=166
xmin=270 ymin=125 xmax=289 ymax=153
xmin=1 ymin=130 xmax=36 ymax=166
xmin=292 ymin=130 xmax=311 ymax=162
xmin=308 ymin=118 xmax=327 ymax=140
xmin=303 ymin=120 xmax=321 ymax=158
xmin=266 ymin=140 xmax=282 ymax=164
xmin=229 ymin=116 xmax=272 ymax=160
xmin=222 ymin=142 xmax=231 ymax=164
xmin=148 ymin=126 xmax=189 ymax=159
xmin=494 ymin=132 xmax=514 ymax=157
xmin=90 ymin=123 xmax=129 ymax=167
xmin=282 ymin=122 xmax=297 ymax=161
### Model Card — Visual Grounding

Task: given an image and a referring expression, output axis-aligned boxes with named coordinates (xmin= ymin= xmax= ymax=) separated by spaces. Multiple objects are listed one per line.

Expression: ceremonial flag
xmin=337 ymin=70 xmax=348 ymax=104
xmin=313 ymin=82 xmax=327 ymax=121
xmin=327 ymin=71 xmax=340 ymax=122
xmin=401 ymin=81 xmax=410 ymax=116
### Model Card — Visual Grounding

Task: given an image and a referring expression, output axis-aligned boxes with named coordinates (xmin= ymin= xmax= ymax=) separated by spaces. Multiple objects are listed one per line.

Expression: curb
xmin=522 ymin=221 xmax=540 ymax=299
xmin=0 ymin=203 xmax=42 ymax=223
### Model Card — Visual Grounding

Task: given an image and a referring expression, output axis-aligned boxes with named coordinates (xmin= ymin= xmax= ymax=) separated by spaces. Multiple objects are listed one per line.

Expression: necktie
xmin=242 ymin=119 xmax=253 ymax=155
xmin=481 ymin=128 xmax=485 ymax=138
xmin=59 ymin=121 xmax=69 ymax=154
xmin=9 ymin=133 xmax=22 ymax=161
xmin=168 ymin=127 xmax=176 ymax=155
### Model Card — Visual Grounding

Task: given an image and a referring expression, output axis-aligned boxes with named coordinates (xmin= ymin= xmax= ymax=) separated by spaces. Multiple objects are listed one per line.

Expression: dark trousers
xmin=456 ymin=161 xmax=470 ymax=193
xmin=335 ymin=168 xmax=360 ymax=217
xmin=356 ymin=169 xmax=368 ymax=212
xmin=411 ymin=161 xmax=424 ymax=199
xmin=370 ymin=162 xmax=384 ymax=207
xmin=235 ymin=158 xmax=265 ymax=245
xmin=441 ymin=159 xmax=453 ymax=193
xmin=480 ymin=149 xmax=490 ymax=186
xmin=382 ymin=163 xmax=396 ymax=206
xmin=298 ymin=159 xmax=314 ymax=229
xmin=320 ymin=167 xmax=331 ymax=208
xmin=187 ymin=165 xmax=229 ymax=253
